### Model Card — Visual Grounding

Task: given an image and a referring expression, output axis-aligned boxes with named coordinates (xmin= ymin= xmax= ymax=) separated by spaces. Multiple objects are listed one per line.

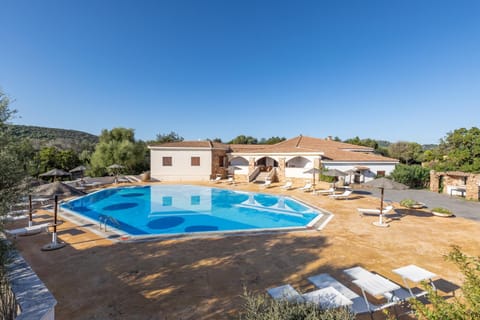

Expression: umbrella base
xmin=372 ymin=221 xmax=390 ymax=228
xmin=41 ymin=242 xmax=66 ymax=251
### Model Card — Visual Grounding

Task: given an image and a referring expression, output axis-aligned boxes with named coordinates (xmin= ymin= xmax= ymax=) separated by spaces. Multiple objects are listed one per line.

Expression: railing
xmin=99 ymin=215 xmax=121 ymax=232
xmin=248 ymin=167 xmax=261 ymax=183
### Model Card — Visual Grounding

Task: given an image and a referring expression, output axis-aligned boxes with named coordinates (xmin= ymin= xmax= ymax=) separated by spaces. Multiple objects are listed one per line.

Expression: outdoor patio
xmin=7 ymin=181 xmax=480 ymax=319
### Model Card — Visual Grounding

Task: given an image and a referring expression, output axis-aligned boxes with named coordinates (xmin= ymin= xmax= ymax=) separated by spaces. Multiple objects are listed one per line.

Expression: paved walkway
xmin=357 ymin=188 xmax=480 ymax=222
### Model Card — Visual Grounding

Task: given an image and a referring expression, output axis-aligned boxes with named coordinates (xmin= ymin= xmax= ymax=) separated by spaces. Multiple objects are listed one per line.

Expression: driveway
xmin=357 ymin=188 xmax=480 ymax=222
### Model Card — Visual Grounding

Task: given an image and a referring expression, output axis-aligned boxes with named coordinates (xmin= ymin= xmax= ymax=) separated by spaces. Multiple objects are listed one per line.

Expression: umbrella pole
xmin=379 ymin=188 xmax=384 ymax=225
xmin=42 ymin=194 xmax=66 ymax=251
xmin=28 ymin=195 xmax=33 ymax=227
xmin=373 ymin=187 xmax=389 ymax=227
xmin=53 ymin=195 xmax=58 ymax=244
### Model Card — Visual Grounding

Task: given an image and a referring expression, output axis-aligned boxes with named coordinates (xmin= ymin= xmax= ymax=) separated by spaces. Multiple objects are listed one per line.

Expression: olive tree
xmin=0 ymin=90 xmax=27 ymax=317
xmin=89 ymin=127 xmax=148 ymax=176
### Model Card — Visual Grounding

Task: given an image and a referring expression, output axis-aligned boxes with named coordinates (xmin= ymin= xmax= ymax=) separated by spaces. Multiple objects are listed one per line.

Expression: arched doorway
xmin=255 ymin=157 xmax=278 ymax=171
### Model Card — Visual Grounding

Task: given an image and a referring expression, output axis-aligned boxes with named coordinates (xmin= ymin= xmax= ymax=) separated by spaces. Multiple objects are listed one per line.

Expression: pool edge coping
xmin=57 ymin=185 xmax=335 ymax=243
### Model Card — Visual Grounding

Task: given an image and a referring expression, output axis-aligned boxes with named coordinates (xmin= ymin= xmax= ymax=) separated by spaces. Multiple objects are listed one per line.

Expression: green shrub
xmin=390 ymin=164 xmax=430 ymax=189
xmin=319 ymin=175 xmax=336 ymax=183
xmin=400 ymin=199 xmax=417 ymax=207
xmin=238 ymin=288 xmax=355 ymax=320
xmin=410 ymin=246 xmax=480 ymax=319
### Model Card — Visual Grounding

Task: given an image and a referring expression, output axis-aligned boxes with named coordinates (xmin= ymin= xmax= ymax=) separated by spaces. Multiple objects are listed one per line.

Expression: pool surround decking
xmin=6 ymin=180 xmax=480 ymax=320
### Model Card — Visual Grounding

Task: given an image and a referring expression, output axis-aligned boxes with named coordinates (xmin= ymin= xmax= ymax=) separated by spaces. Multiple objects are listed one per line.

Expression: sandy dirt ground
xmin=7 ymin=180 xmax=480 ymax=320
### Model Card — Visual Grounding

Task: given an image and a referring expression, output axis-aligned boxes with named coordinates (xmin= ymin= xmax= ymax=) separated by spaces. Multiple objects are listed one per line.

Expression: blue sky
xmin=1 ymin=0 xmax=479 ymax=144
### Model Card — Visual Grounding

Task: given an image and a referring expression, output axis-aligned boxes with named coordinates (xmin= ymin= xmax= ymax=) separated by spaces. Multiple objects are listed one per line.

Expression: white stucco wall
xmin=150 ymin=148 xmax=213 ymax=181
xmin=323 ymin=162 xmax=397 ymax=183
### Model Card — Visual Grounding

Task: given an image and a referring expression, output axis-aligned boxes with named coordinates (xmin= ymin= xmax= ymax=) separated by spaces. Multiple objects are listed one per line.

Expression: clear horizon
xmin=1 ymin=1 xmax=479 ymax=145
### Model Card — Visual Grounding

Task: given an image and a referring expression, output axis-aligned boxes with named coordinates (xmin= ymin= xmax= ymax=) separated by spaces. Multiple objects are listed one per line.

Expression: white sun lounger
xmin=5 ymin=222 xmax=51 ymax=238
xmin=328 ymin=189 xmax=353 ymax=200
xmin=344 ymin=266 xmax=412 ymax=302
xmin=357 ymin=205 xmax=394 ymax=216
xmin=211 ymin=176 xmax=221 ymax=183
xmin=262 ymin=180 xmax=272 ymax=188
xmin=268 ymin=283 xmax=352 ymax=309
xmin=267 ymin=284 xmax=304 ymax=302
xmin=315 ymin=187 xmax=335 ymax=195
xmin=299 ymin=183 xmax=313 ymax=192
xmin=308 ymin=273 xmax=379 ymax=315
xmin=3 ymin=213 xmax=38 ymax=222
xmin=281 ymin=181 xmax=293 ymax=190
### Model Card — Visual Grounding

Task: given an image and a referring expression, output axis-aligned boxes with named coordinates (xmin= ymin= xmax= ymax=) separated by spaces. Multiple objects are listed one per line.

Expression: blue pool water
xmin=61 ymin=185 xmax=321 ymax=236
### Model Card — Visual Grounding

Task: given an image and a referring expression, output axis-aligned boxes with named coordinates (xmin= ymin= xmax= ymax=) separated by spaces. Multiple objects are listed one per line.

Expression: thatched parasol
xmin=32 ymin=181 xmax=85 ymax=250
xmin=363 ymin=177 xmax=408 ymax=227
xmin=39 ymin=168 xmax=71 ymax=181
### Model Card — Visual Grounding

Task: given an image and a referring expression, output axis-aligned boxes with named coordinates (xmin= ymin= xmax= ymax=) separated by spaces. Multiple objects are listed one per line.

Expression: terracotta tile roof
xmin=231 ymin=136 xmax=398 ymax=162
xmin=228 ymin=144 xmax=272 ymax=152
xmin=149 ymin=136 xmax=398 ymax=162
xmin=148 ymin=141 xmax=229 ymax=149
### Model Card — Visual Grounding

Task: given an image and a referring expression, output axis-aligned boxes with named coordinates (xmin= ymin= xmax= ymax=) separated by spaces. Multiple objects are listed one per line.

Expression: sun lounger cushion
xmin=308 ymin=273 xmax=378 ymax=314
xmin=328 ymin=190 xmax=352 ymax=199
xmin=315 ymin=188 xmax=335 ymax=195
xmin=281 ymin=181 xmax=292 ymax=190
xmin=357 ymin=205 xmax=394 ymax=215
xmin=344 ymin=266 xmax=411 ymax=302
xmin=267 ymin=284 xmax=304 ymax=302
xmin=5 ymin=223 xmax=51 ymax=238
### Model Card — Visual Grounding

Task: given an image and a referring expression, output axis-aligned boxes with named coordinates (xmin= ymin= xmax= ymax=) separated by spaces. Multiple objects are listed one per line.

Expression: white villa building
xmin=148 ymin=135 xmax=399 ymax=184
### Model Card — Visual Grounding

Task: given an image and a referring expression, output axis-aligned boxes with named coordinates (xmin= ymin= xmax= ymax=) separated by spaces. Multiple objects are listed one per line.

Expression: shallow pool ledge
xmin=5 ymin=240 xmax=57 ymax=320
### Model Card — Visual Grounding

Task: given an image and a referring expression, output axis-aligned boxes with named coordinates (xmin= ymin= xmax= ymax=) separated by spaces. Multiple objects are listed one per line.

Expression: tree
xmin=89 ymin=128 xmax=148 ymax=176
xmin=390 ymin=164 xmax=430 ymax=188
xmin=343 ymin=136 xmax=392 ymax=156
xmin=431 ymin=127 xmax=480 ymax=173
xmin=344 ymin=136 xmax=379 ymax=149
xmin=155 ymin=131 xmax=184 ymax=143
xmin=228 ymin=135 xmax=258 ymax=144
xmin=0 ymin=90 xmax=28 ymax=225
xmin=410 ymin=246 xmax=480 ymax=319
xmin=388 ymin=141 xmax=423 ymax=164
xmin=259 ymin=136 xmax=286 ymax=145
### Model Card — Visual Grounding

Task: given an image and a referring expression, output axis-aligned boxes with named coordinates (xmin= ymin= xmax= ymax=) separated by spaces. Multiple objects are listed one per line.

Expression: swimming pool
xmin=61 ymin=185 xmax=322 ymax=237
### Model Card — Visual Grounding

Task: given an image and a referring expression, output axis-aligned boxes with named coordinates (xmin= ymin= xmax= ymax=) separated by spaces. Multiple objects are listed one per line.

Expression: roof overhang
xmin=148 ymin=146 xmax=227 ymax=151
xmin=230 ymin=152 xmax=324 ymax=157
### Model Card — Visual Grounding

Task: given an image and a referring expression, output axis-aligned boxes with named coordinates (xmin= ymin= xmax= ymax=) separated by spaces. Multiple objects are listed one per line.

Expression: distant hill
xmin=422 ymin=144 xmax=438 ymax=150
xmin=6 ymin=124 xmax=98 ymax=152
xmin=376 ymin=140 xmax=391 ymax=148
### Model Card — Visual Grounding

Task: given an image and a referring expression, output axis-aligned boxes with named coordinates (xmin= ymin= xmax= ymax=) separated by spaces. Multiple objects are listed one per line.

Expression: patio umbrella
xmin=322 ymin=169 xmax=348 ymax=188
xmin=33 ymin=181 xmax=86 ymax=198
xmin=107 ymin=164 xmax=125 ymax=170
xmin=69 ymin=165 xmax=87 ymax=173
xmin=107 ymin=164 xmax=125 ymax=183
xmin=363 ymin=177 xmax=408 ymax=227
xmin=39 ymin=168 xmax=71 ymax=181
xmin=303 ymin=167 xmax=321 ymax=191
xmin=32 ymin=181 xmax=85 ymax=250
xmin=69 ymin=165 xmax=87 ymax=178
